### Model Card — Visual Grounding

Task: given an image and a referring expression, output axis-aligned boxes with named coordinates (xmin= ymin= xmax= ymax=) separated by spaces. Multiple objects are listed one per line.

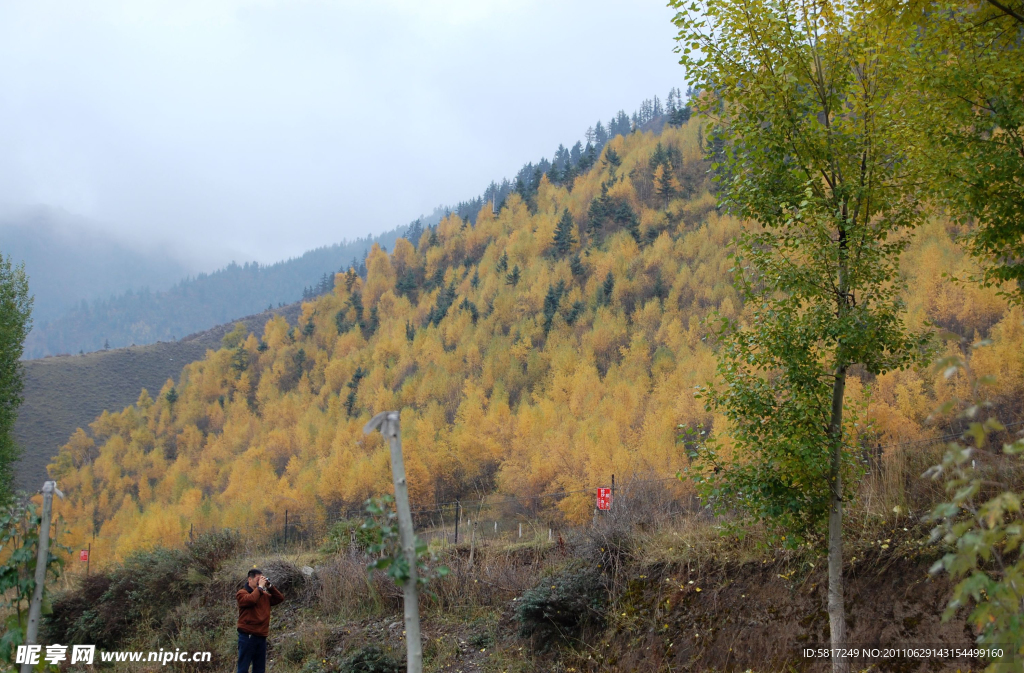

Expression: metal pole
xmin=364 ymin=411 xmax=421 ymax=673
xmin=23 ymin=481 xmax=63 ymax=673
xmin=284 ymin=510 xmax=288 ymax=547
xmin=86 ymin=543 xmax=91 ymax=577
xmin=454 ymin=503 xmax=459 ymax=545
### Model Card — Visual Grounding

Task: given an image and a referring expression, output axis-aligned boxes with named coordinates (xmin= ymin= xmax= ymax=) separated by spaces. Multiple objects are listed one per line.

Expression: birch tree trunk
xmin=365 ymin=411 xmax=421 ymax=673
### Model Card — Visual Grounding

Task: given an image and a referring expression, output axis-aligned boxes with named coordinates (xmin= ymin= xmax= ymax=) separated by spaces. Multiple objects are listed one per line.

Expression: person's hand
xmin=258 ymin=576 xmax=267 ymax=589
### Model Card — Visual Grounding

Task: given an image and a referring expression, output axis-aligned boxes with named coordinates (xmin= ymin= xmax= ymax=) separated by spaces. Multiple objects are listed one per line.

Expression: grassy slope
xmin=12 ymin=303 xmax=302 ymax=493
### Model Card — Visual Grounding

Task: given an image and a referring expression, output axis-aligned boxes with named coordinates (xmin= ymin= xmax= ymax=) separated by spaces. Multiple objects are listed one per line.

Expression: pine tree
xmin=349 ymin=291 xmax=365 ymax=328
xmin=546 ymin=163 xmax=561 ymax=185
xmin=429 ymin=283 xmax=457 ymax=327
xmin=335 ymin=309 xmax=350 ymax=334
xmin=570 ymin=253 xmax=586 ymax=279
xmin=405 ymin=321 xmax=415 ymax=342
xmin=542 ymin=280 xmax=567 ymax=335
xmin=396 ymin=270 xmax=417 ymax=297
xmin=614 ymin=203 xmax=641 ymax=243
xmin=562 ymin=163 xmax=578 ymax=190
xmin=365 ymin=306 xmax=379 ymax=336
xmin=496 ymin=251 xmax=509 ymax=274
xmin=407 ymin=219 xmax=424 ymax=246
xmin=588 ymin=184 xmax=611 ymax=237
xmin=343 ymin=366 xmax=367 ymax=418
xmin=603 ymin=148 xmax=621 ymax=171
xmin=655 ymin=164 xmax=677 ymax=207
xmin=652 ymin=273 xmax=667 ymax=301
xmin=599 ymin=272 xmax=614 ymax=305
xmin=552 ymin=209 xmax=576 ymax=257
xmin=562 ymin=300 xmax=585 ymax=326
xmin=505 ymin=265 xmax=520 ymax=287
xmin=459 ymin=297 xmax=479 ymax=324
xmin=668 ymin=105 xmax=692 ymax=127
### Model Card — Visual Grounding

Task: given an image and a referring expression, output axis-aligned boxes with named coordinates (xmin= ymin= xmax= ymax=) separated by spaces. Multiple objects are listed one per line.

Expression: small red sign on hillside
xmin=596 ymin=488 xmax=612 ymax=510
xmin=79 ymin=550 xmax=89 ymax=562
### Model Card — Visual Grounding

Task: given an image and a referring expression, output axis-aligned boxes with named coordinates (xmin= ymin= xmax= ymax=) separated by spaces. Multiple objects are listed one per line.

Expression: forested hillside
xmin=46 ymin=116 xmax=1022 ymax=561
xmin=13 ymin=303 xmax=302 ymax=494
xmin=23 ymin=228 xmax=415 ymax=359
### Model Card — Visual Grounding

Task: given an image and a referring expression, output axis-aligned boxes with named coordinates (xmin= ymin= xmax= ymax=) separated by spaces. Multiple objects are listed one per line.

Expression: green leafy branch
xmin=0 ymin=498 xmax=69 ymax=667
xmin=925 ymin=335 xmax=1024 ymax=672
xmin=360 ymin=495 xmax=449 ymax=589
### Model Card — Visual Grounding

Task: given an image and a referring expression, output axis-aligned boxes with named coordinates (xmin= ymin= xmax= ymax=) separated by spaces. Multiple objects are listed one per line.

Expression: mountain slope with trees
xmin=45 ymin=116 xmax=1021 ymax=563
xmin=12 ymin=302 xmax=303 ymax=495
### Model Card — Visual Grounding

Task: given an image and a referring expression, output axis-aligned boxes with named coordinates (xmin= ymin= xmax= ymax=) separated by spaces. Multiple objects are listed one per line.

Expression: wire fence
xmin=183 ymin=474 xmax=699 ymax=555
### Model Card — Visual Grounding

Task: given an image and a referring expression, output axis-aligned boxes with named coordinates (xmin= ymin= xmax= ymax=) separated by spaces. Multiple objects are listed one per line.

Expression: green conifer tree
xmin=552 ymin=209 xmax=576 ymax=257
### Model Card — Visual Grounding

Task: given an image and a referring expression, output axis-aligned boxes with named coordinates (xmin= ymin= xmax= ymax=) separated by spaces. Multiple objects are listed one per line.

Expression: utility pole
xmin=22 ymin=481 xmax=64 ymax=673
xmin=364 ymin=411 xmax=421 ymax=673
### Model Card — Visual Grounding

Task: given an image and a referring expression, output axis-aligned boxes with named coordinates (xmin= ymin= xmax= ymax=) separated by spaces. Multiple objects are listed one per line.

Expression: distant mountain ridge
xmin=22 ymin=223 xmax=426 ymax=358
xmin=0 ymin=207 xmax=195 ymax=325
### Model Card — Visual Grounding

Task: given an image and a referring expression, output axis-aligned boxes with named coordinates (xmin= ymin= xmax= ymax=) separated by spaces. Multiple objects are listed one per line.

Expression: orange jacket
xmin=236 ymin=583 xmax=284 ymax=637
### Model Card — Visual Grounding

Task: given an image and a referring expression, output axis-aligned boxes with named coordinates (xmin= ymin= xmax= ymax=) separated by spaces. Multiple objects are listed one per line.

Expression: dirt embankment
xmin=585 ymin=551 xmax=976 ymax=673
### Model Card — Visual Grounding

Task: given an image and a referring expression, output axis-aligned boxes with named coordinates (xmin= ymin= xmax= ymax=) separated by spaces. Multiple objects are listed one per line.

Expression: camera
xmin=263 ymin=578 xmax=272 ymax=589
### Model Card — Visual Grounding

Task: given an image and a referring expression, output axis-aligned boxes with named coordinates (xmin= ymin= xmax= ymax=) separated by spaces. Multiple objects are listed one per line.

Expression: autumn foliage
xmin=46 ymin=120 xmax=1023 ymax=562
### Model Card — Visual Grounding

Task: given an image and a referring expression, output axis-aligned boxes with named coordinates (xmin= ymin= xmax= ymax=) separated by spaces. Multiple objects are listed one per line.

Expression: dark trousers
xmin=237 ymin=631 xmax=267 ymax=673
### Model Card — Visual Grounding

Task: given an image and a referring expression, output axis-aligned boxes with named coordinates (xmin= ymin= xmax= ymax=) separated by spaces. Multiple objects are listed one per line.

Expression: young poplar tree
xmin=671 ymin=0 xmax=927 ymax=669
xmin=901 ymin=0 xmax=1024 ymax=303
xmin=0 ymin=255 xmax=32 ymax=504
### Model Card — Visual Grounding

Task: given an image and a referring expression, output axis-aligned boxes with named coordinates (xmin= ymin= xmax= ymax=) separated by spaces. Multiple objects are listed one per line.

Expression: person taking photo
xmin=236 ymin=568 xmax=285 ymax=673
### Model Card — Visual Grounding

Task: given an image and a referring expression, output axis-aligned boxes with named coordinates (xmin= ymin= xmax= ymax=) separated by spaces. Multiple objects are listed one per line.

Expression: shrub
xmin=187 ymin=530 xmax=239 ymax=575
xmin=339 ymin=646 xmax=404 ymax=673
xmin=48 ymin=546 xmax=193 ymax=649
xmin=320 ymin=519 xmax=375 ymax=554
xmin=302 ymin=646 xmax=404 ymax=673
xmin=514 ymin=561 xmax=607 ymax=642
xmin=259 ymin=558 xmax=307 ymax=596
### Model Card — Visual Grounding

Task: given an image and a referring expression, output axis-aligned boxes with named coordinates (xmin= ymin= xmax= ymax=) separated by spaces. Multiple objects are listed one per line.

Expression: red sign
xmin=596 ymin=488 xmax=612 ymax=510
xmin=79 ymin=550 xmax=89 ymax=562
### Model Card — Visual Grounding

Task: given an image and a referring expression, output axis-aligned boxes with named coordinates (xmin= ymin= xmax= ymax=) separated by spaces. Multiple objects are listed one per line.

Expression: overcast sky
xmin=0 ymin=0 xmax=686 ymax=268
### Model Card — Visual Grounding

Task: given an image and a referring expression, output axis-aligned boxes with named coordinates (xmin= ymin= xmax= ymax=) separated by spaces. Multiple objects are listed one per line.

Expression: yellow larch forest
xmin=46 ymin=119 xmax=1024 ymax=562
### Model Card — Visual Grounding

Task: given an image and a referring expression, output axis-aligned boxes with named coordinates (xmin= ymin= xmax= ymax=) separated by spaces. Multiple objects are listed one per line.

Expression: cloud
xmin=0 ymin=0 xmax=685 ymax=266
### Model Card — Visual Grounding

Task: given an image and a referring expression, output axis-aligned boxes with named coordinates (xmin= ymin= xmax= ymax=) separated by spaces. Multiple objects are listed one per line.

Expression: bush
xmin=320 ymin=519 xmax=375 ymax=554
xmin=514 ymin=561 xmax=607 ymax=642
xmin=339 ymin=646 xmax=404 ymax=673
xmin=301 ymin=646 xmax=404 ymax=673
xmin=282 ymin=639 xmax=314 ymax=665
xmin=47 ymin=546 xmax=194 ymax=649
xmin=259 ymin=558 xmax=307 ymax=596
xmin=187 ymin=530 xmax=239 ymax=575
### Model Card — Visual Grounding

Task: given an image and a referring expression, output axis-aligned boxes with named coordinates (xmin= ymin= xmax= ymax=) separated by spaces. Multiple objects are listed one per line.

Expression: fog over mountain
xmin=0 ymin=0 xmax=683 ymax=264
xmin=0 ymin=206 xmax=198 ymax=325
